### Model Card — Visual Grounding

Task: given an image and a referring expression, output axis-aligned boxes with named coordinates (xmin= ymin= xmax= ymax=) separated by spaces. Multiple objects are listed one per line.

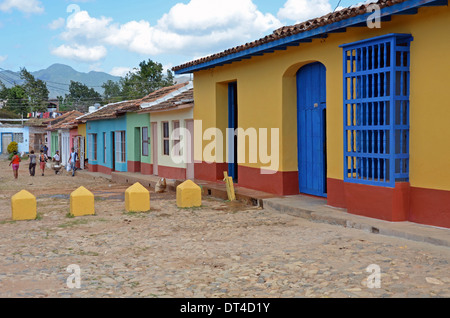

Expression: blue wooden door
xmin=297 ymin=62 xmax=327 ymax=197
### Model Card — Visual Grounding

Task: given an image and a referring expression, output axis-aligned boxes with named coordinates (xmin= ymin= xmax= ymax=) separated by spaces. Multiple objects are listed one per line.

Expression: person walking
xmin=39 ymin=150 xmax=48 ymax=176
xmin=9 ymin=151 xmax=21 ymax=179
xmin=52 ymin=150 xmax=61 ymax=175
xmin=68 ymin=148 xmax=78 ymax=177
xmin=29 ymin=150 xmax=37 ymax=176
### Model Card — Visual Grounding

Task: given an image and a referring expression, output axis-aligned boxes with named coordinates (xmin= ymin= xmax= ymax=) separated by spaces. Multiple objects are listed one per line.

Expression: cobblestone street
xmin=0 ymin=161 xmax=449 ymax=298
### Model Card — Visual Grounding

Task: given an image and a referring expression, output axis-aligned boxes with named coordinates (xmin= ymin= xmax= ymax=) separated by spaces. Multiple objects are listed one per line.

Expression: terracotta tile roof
xmin=46 ymin=110 xmax=84 ymax=131
xmin=80 ymin=99 xmax=139 ymax=122
xmin=43 ymin=111 xmax=75 ymax=125
xmin=140 ymin=82 xmax=189 ymax=104
xmin=139 ymin=88 xmax=194 ymax=113
xmin=25 ymin=118 xmax=47 ymax=127
xmin=172 ymin=0 xmax=410 ymax=72
xmin=61 ymin=119 xmax=82 ymax=130
xmin=79 ymin=82 xmax=190 ymax=121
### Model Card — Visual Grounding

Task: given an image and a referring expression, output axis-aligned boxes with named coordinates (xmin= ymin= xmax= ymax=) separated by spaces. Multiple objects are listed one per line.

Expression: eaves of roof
xmin=46 ymin=111 xmax=83 ymax=131
xmin=138 ymin=87 xmax=194 ymax=114
xmin=173 ymin=0 xmax=447 ymax=74
xmin=138 ymin=102 xmax=194 ymax=114
xmin=78 ymin=82 xmax=191 ymax=122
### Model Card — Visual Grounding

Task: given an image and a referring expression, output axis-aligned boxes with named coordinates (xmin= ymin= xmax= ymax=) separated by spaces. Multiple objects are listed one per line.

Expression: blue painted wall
xmin=0 ymin=126 xmax=30 ymax=154
xmin=86 ymin=116 xmax=128 ymax=172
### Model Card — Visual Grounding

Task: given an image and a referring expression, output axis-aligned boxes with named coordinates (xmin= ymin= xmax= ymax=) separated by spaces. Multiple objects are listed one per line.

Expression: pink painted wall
xmin=69 ymin=128 xmax=78 ymax=150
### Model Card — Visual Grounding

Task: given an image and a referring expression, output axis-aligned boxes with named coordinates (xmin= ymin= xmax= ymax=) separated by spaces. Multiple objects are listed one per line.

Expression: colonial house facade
xmin=173 ymin=0 xmax=450 ymax=228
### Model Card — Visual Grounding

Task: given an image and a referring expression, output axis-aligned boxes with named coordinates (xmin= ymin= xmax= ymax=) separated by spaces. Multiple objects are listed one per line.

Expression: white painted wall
xmin=0 ymin=126 xmax=30 ymax=154
xmin=150 ymin=108 xmax=194 ymax=170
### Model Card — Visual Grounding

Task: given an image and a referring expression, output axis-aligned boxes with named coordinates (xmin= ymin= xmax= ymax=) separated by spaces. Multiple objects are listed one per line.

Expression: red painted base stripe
xmin=409 ymin=187 xmax=450 ymax=229
xmin=327 ymin=178 xmax=450 ymax=229
xmin=157 ymin=165 xmax=186 ymax=180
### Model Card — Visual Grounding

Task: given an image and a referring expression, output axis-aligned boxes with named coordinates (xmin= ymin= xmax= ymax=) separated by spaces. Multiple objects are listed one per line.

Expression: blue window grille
xmin=340 ymin=34 xmax=413 ymax=187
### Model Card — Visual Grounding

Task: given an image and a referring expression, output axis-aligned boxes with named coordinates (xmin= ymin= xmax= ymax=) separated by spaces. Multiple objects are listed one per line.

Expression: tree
xmin=164 ymin=69 xmax=175 ymax=87
xmin=20 ymin=68 xmax=49 ymax=112
xmin=64 ymin=81 xmax=102 ymax=112
xmin=102 ymin=80 xmax=122 ymax=104
xmin=0 ymin=108 xmax=20 ymax=119
xmin=120 ymin=59 xmax=175 ymax=100
xmin=0 ymin=81 xmax=7 ymax=99
xmin=5 ymin=85 xmax=28 ymax=116
xmin=7 ymin=141 xmax=18 ymax=154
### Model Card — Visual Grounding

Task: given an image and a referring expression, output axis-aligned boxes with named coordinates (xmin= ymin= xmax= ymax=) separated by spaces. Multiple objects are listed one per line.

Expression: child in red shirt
xmin=9 ymin=151 xmax=21 ymax=179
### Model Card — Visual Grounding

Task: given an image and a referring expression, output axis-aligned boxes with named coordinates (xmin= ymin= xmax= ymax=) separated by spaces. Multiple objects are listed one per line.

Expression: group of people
xmin=9 ymin=147 xmax=79 ymax=179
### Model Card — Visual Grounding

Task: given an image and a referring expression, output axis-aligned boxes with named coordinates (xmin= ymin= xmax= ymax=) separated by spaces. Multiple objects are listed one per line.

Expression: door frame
xmin=61 ymin=131 xmax=71 ymax=165
xmin=151 ymin=122 xmax=158 ymax=176
xmin=135 ymin=127 xmax=141 ymax=172
xmin=296 ymin=62 xmax=327 ymax=197
xmin=1 ymin=133 xmax=13 ymax=154
xmin=79 ymin=136 xmax=85 ymax=170
xmin=111 ymin=132 xmax=116 ymax=172
xmin=185 ymin=119 xmax=195 ymax=180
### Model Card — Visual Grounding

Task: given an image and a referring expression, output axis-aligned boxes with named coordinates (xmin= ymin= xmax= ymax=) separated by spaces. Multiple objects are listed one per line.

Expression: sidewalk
xmin=263 ymin=195 xmax=450 ymax=248
xmin=78 ymin=169 xmax=450 ymax=248
xmin=105 ymin=171 xmax=277 ymax=206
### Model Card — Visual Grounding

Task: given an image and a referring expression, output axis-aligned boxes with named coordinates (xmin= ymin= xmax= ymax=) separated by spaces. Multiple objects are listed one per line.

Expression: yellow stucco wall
xmin=192 ymin=5 xmax=450 ymax=191
xmin=78 ymin=123 xmax=86 ymax=139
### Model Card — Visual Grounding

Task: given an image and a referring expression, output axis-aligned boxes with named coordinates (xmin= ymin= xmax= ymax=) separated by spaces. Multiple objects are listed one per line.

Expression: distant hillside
xmin=0 ymin=64 xmax=121 ymax=98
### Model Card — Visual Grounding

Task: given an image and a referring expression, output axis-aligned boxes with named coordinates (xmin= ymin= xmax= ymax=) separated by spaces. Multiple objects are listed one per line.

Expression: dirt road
xmin=0 ymin=160 xmax=449 ymax=298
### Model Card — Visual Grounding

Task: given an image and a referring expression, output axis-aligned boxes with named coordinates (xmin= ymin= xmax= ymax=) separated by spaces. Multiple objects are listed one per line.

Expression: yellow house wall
xmin=77 ymin=123 xmax=87 ymax=159
xmin=77 ymin=123 xmax=86 ymax=139
xmin=192 ymin=5 xmax=450 ymax=191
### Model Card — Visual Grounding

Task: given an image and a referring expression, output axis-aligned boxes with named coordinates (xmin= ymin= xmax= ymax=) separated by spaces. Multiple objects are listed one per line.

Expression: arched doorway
xmin=297 ymin=62 xmax=327 ymax=197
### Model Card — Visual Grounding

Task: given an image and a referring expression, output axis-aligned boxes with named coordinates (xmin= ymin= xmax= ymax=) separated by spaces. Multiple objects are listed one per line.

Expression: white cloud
xmin=158 ymin=0 xmax=280 ymax=34
xmin=109 ymin=67 xmax=133 ymax=77
xmin=48 ymin=17 xmax=65 ymax=30
xmin=0 ymin=0 xmax=44 ymax=14
xmin=51 ymin=44 xmax=107 ymax=62
xmin=51 ymin=0 xmax=282 ymax=62
xmin=278 ymin=0 xmax=333 ymax=23
xmin=0 ymin=55 xmax=7 ymax=63
xmin=62 ymin=11 xmax=113 ymax=42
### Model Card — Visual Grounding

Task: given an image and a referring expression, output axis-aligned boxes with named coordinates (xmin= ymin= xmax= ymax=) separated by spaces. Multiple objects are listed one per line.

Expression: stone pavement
xmin=89 ymin=170 xmax=277 ymax=205
xmin=1 ymin=192 xmax=449 ymax=298
xmin=1 ymin=164 xmax=449 ymax=298
xmin=82 ymin=170 xmax=450 ymax=248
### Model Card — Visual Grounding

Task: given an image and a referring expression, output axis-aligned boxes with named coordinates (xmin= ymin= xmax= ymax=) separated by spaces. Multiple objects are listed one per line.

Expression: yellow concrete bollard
xmin=125 ymin=182 xmax=150 ymax=212
xmin=11 ymin=190 xmax=37 ymax=221
xmin=70 ymin=186 xmax=95 ymax=217
xmin=177 ymin=180 xmax=202 ymax=208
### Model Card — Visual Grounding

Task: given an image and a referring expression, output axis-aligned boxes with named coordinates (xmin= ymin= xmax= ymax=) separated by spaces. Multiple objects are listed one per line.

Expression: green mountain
xmin=0 ymin=63 xmax=121 ymax=98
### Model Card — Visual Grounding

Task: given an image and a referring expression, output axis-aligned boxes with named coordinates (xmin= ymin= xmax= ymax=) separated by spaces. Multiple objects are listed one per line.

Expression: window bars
xmin=341 ymin=34 xmax=412 ymax=187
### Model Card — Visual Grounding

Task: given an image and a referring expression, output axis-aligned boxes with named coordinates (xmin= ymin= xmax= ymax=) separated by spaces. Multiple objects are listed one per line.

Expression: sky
xmin=0 ymin=0 xmax=366 ymax=77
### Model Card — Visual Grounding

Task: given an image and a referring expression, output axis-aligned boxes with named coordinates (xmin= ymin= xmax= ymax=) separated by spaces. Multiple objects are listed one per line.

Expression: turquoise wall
xmin=86 ymin=116 xmax=127 ymax=172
